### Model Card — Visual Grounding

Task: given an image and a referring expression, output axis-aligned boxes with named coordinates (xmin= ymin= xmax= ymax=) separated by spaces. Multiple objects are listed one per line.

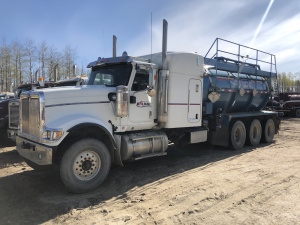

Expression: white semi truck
xmin=16 ymin=20 xmax=280 ymax=193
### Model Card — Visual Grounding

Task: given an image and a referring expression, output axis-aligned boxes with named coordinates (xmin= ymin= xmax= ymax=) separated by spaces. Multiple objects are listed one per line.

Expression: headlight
xmin=42 ymin=129 xmax=63 ymax=141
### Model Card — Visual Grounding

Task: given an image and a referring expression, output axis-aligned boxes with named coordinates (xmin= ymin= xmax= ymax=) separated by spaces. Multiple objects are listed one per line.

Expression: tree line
xmin=1 ymin=37 xmax=299 ymax=94
xmin=276 ymin=72 xmax=300 ymax=93
xmin=0 ymin=37 xmax=88 ymax=92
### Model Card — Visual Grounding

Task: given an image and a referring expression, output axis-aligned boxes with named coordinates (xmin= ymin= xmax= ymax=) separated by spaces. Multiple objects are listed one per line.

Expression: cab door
xmin=188 ymin=79 xmax=202 ymax=123
xmin=128 ymin=67 xmax=156 ymax=123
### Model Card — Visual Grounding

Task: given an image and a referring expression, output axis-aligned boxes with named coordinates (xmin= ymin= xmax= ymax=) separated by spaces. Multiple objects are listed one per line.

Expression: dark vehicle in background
xmin=0 ymin=92 xmax=14 ymax=100
xmin=1 ymin=82 xmax=55 ymax=143
xmin=266 ymin=92 xmax=300 ymax=117
xmin=55 ymin=77 xmax=87 ymax=87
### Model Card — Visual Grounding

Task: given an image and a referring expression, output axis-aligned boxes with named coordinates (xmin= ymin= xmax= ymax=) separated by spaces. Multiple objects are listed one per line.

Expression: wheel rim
xmin=252 ymin=126 xmax=258 ymax=139
xmin=73 ymin=150 xmax=101 ymax=181
xmin=234 ymin=127 xmax=242 ymax=144
xmin=267 ymin=124 xmax=274 ymax=137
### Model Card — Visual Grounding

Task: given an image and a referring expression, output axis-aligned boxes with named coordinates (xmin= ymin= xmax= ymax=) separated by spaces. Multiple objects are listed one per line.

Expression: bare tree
xmin=0 ymin=38 xmax=11 ymax=91
xmin=24 ymin=38 xmax=36 ymax=82
xmin=11 ymin=40 xmax=24 ymax=88
xmin=47 ymin=45 xmax=63 ymax=81
xmin=0 ymin=36 xmax=85 ymax=88
xmin=63 ymin=44 xmax=77 ymax=79
xmin=38 ymin=41 xmax=48 ymax=80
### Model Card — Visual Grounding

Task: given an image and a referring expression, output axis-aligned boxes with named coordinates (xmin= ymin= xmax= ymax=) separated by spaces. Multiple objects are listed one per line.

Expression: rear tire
xmin=262 ymin=119 xmax=275 ymax=143
xmin=60 ymin=138 xmax=111 ymax=193
xmin=246 ymin=119 xmax=262 ymax=146
xmin=230 ymin=120 xmax=246 ymax=150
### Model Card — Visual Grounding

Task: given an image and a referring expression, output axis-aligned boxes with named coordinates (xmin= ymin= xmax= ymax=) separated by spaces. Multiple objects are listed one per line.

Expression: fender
xmin=67 ymin=122 xmax=123 ymax=167
xmin=44 ymin=114 xmax=123 ymax=166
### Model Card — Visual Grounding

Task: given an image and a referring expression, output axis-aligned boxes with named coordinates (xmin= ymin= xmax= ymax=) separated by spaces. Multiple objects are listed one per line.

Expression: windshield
xmin=87 ymin=64 xmax=132 ymax=87
xmin=16 ymin=86 xmax=31 ymax=97
xmin=0 ymin=95 xmax=6 ymax=100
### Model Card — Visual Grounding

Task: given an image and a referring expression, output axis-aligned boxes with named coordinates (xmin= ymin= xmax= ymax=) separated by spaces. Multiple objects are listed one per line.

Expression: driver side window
xmin=132 ymin=69 xmax=149 ymax=91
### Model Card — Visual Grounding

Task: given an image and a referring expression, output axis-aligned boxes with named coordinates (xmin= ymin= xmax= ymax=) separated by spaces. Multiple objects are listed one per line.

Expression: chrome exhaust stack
xmin=54 ymin=64 xmax=58 ymax=82
xmin=113 ymin=35 xmax=117 ymax=57
xmin=73 ymin=64 xmax=77 ymax=77
xmin=154 ymin=19 xmax=169 ymax=129
xmin=162 ymin=19 xmax=168 ymax=70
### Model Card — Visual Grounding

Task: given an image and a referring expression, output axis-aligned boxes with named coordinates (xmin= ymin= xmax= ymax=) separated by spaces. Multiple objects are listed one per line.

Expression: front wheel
xmin=60 ymin=138 xmax=111 ymax=193
xmin=230 ymin=120 xmax=246 ymax=150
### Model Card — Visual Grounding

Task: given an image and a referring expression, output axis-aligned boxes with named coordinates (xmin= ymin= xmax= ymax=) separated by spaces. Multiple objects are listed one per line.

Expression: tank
xmin=203 ymin=68 xmax=270 ymax=114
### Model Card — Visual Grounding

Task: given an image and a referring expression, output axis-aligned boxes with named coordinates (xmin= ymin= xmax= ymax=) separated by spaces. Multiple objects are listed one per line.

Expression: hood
xmin=34 ymin=85 xmax=115 ymax=106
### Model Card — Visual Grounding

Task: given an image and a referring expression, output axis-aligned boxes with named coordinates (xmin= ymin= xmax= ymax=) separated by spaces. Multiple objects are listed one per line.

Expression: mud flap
xmin=113 ymin=134 xmax=124 ymax=166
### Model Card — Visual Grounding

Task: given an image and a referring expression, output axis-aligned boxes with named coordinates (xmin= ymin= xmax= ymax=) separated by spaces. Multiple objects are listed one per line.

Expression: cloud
xmin=126 ymin=1 xmax=300 ymax=73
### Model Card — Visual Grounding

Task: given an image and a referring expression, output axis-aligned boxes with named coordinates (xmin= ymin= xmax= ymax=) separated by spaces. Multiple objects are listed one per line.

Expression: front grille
xmin=21 ymin=94 xmax=41 ymax=138
xmin=9 ymin=101 xmax=19 ymax=129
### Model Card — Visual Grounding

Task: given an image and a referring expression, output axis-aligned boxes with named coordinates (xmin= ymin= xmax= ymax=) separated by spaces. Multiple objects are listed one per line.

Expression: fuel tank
xmin=203 ymin=69 xmax=270 ymax=113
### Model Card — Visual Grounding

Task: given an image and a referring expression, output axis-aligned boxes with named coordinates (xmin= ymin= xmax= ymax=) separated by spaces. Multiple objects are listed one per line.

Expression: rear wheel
xmin=246 ymin=119 xmax=262 ymax=146
xmin=60 ymin=138 xmax=111 ymax=193
xmin=262 ymin=119 xmax=275 ymax=143
xmin=296 ymin=109 xmax=300 ymax=118
xmin=230 ymin=120 xmax=246 ymax=150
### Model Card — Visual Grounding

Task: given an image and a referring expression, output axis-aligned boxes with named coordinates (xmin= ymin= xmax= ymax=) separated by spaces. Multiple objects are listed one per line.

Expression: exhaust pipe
xmin=113 ymin=35 xmax=117 ymax=57
xmin=35 ymin=70 xmax=39 ymax=82
xmin=162 ymin=19 xmax=168 ymax=70
xmin=73 ymin=64 xmax=77 ymax=77
xmin=153 ymin=19 xmax=169 ymax=130
xmin=54 ymin=64 xmax=58 ymax=82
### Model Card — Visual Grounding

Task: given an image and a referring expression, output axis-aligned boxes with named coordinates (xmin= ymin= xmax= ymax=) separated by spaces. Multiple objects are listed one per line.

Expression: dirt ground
xmin=0 ymin=118 xmax=300 ymax=225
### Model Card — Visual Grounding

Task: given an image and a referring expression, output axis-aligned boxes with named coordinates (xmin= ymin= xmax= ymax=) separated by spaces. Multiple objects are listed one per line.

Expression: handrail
xmin=204 ymin=38 xmax=278 ymax=103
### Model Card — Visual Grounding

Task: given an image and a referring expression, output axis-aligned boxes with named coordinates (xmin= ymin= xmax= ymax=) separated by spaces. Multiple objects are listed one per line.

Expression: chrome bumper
xmin=16 ymin=136 xmax=53 ymax=165
xmin=7 ymin=128 xmax=17 ymax=141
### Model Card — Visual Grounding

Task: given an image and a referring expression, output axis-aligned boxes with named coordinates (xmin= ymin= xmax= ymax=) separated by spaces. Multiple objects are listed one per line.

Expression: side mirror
xmin=149 ymin=69 xmax=156 ymax=87
xmin=147 ymin=87 xmax=156 ymax=97
xmin=108 ymin=92 xmax=117 ymax=101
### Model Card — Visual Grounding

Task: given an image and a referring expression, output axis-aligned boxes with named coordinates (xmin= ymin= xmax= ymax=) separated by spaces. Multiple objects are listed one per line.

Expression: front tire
xmin=60 ymin=138 xmax=111 ymax=193
xmin=230 ymin=120 xmax=246 ymax=150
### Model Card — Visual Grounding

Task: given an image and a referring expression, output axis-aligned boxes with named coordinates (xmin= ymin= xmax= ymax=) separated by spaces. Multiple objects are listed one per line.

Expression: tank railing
xmin=218 ymin=50 xmax=272 ymax=66
xmin=204 ymin=38 xmax=278 ymax=94
xmin=205 ymin=38 xmax=277 ymax=76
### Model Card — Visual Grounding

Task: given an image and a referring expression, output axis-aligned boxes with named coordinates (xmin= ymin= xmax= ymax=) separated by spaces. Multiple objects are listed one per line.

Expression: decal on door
xmin=136 ymin=101 xmax=151 ymax=107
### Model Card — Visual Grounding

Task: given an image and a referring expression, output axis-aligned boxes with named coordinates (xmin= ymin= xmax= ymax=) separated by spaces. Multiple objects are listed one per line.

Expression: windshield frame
xmin=87 ymin=63 xmax=133 ymax=87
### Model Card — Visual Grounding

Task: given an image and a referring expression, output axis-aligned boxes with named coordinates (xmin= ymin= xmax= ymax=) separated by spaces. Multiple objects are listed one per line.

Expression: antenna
xmin=151 ymin=12 xmax=153 ymax=64
xmin=103 ymin=30 xmax=105 ymax=57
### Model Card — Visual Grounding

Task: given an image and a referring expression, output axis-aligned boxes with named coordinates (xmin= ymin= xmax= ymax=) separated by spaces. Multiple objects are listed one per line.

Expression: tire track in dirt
xmin=175 ymin=168 xmax=300 ymax=224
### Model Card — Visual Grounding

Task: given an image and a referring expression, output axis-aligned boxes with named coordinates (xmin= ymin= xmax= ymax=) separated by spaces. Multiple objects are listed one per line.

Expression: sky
xmin=0 ymin=0 xmax=299 ymax=73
